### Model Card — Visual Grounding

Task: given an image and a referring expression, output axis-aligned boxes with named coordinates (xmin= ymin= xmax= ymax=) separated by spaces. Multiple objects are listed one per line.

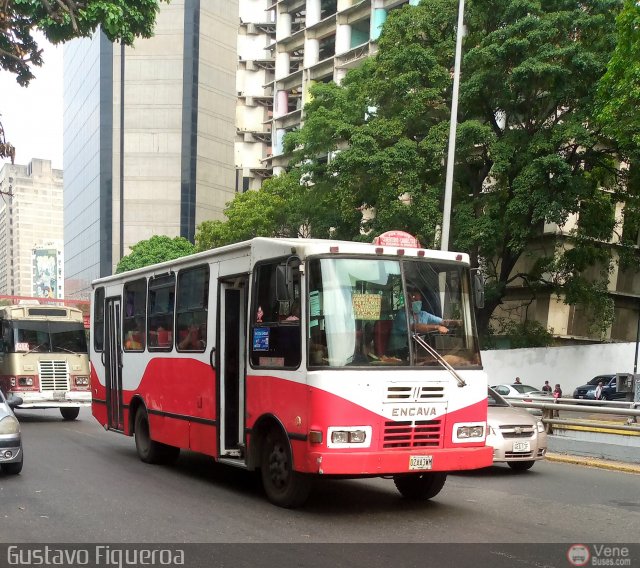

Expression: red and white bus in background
xmin=90 ymin=236 xmax=492 ymax=507
xmin=0 ymin=304 xmax=91 ymax=420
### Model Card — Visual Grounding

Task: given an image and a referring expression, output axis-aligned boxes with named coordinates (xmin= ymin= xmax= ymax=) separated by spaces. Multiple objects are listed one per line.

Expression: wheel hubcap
xmin=268 ymin=442 xmax=289 ymax=489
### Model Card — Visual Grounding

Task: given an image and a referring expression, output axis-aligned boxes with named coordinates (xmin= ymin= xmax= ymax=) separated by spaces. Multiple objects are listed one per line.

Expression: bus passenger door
xmin=218 ymin=277 xmax=247 ymax=458
xmin=105 ymin=297 xmax=124 ymax=431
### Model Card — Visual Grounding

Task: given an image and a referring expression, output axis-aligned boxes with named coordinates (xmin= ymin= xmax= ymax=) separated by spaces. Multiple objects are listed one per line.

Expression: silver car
xmin=486 ymin=387 xmax=547 ymax=471
xmin=0 ymin=390 xmax=23 ymax=475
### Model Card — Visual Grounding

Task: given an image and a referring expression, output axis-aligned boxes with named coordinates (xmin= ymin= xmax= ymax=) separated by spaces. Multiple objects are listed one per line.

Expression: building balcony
xmin=336 ymin=42 xmax=371 ymax=70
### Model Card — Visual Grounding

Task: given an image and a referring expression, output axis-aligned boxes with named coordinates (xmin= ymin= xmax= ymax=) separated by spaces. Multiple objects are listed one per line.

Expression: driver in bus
xmin=387 ymin=287 xmax=451 ymax=359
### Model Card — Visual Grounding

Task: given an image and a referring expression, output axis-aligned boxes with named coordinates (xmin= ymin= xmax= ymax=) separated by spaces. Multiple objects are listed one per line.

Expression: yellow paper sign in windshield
xmin=352 ymin=293 xmax=382 ymax=321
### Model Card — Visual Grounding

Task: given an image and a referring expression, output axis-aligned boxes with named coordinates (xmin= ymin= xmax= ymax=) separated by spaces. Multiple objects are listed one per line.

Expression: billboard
xmin=32 ymin=247 xmax=63 ymax=299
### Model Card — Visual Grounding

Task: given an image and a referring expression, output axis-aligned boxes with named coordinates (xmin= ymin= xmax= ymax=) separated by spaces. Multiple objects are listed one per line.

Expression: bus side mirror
xmin=471 ymin=269 xmax=485 ymax=309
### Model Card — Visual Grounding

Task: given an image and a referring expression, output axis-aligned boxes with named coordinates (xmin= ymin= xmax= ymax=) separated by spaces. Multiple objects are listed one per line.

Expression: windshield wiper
xmin=411 ymin=332 xmax=466 ymax=388
xmin=52 ymin=346 xmax=79 ymax=355
xmin=22 ymin=342 xmax=50 ymax=355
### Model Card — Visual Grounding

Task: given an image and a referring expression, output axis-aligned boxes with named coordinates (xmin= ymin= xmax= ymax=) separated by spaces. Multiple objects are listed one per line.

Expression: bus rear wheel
xmin=60 ymin=407 xmax=80 ymax=421
xmin=393 ymin=472 xmax=447 ymax=500
xmin=261 ymin=428 xmax=311 ymax=508
xmin=134 ymin=408 xmax=180 ymax=465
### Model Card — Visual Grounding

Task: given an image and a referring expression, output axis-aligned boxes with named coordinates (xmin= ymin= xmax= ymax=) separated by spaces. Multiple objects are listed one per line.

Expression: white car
xmin=491 ymin=383 xmax=549 ymax=400
xmin=486 ymin=388 xmax=547 ymax=471
xmin=0 ymin=391 xmax=23 ymax=475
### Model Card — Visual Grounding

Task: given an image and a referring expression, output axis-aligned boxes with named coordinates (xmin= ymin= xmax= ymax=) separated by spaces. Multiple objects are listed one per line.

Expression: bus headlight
xmin=74 ymin=376 xmax=90 ymax=386
xmin=327 ymin=426 xmax=371 ymax=448
xmin=0 ymin=416 xmax=20 ymax=435
xmin=18 ymin=377 xmax=33 ymax=386
xmin=453 ymin=422 xmax=486 ymax=443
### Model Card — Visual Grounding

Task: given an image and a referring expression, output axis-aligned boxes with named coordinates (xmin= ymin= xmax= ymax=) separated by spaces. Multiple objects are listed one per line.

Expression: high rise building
xmin=235 ymin=0 xmax=420 ymax=190
xmin=0 ymin=159 xmax=64 ymax=297
xmin=63 ymin=0 xmax=238 ymax=299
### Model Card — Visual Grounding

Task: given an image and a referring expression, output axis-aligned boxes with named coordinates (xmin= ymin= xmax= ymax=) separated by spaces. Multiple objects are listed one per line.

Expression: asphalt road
xmin=2 ymin=408 xmax=639 ymax=548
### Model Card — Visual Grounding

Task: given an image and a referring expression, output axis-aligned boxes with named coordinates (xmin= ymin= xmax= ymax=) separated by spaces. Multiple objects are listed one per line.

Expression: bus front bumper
xmin=14 ymin=391 xmax=91 ymax=408
xmin=304 ymin=445 xmax=493 ymax=475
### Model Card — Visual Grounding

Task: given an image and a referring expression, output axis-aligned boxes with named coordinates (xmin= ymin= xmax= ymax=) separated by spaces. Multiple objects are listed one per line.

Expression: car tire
xmin=1 ymin=455 xmax=23 ymax=475
xmin=508 ymin=460 xmax=535 ymax=471
xmin=393 ymin=472 xmax=447 ymax=500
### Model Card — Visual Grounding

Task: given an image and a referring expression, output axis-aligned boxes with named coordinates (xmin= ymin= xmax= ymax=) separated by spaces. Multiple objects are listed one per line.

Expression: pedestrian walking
xmin=552 ymin=383 xmax=562 ymax=417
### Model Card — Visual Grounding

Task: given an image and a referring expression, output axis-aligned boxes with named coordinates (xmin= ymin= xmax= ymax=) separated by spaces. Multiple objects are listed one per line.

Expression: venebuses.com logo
xmin=568 ymin=544 xmax=632 ymax=566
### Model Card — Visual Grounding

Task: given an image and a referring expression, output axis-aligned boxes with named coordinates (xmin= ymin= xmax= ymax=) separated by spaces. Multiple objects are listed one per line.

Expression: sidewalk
xmin=545 ymin=452 xmax=640 ymax=474
xmin=545 ymin=412 xmax=640 ymax=473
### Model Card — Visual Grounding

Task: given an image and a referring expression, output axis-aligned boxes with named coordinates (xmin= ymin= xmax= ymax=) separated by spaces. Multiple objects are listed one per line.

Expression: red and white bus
xmin=90 ymin=236 xmax=492 ymax=507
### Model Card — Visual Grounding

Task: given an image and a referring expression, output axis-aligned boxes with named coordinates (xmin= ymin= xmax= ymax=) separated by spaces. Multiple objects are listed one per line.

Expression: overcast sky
xmin=0 ymin=35 xmax=63 ymax=170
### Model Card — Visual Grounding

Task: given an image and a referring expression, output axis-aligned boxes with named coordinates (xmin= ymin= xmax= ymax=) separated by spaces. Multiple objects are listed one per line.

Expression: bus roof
xmin=92 ymin=237 xmax=471 ymax=287
xmin=0 ymin=304 xmax=84 ymax=319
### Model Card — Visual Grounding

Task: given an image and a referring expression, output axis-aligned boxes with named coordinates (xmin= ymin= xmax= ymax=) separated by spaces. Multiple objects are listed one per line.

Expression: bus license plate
xmin=513 ymin=441 xmax=530 ymax=453
xmin=409 ymin=455 xmax=433 ymax=470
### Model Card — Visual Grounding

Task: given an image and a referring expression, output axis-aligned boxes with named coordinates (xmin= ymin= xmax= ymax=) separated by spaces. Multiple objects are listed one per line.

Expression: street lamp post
xmin=441 ymin=0 xmax=465 ymax=252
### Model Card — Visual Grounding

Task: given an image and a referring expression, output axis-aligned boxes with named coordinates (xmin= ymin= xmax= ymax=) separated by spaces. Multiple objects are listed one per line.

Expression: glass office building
xmin=63 ymin=0 xmax=238 ymax=299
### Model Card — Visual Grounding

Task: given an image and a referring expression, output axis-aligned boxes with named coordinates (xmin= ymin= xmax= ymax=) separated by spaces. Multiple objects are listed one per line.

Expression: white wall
xmin=481 ymin=342 xmax=638 ymax=394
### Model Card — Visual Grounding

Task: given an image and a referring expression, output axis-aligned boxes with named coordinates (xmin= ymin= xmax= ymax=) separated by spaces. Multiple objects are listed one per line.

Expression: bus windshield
xmin=307 ymin=257 xmax=480 ymax=369
xmin=2 ymin=321 xmax=88 ymax=354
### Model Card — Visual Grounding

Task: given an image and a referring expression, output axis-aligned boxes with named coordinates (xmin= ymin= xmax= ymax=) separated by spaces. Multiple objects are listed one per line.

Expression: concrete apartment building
xmin=236 ymin=0 xmax=420 ymax=190
xmin=63 ymin=0 xmax=238 ymax=299
xmin=0 ymin=159 xmax=64 ymax=298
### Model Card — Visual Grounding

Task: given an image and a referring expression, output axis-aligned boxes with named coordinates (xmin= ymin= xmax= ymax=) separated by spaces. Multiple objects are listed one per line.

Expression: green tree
xmin=116 ymin=235 xmax=196 ymax=273
xmin=0 ymin=0 xmax=166 ymax=161
xmin=217 ymin=0 xmax=623 ymax=337
xmin=596 ymin=0 xmax=640 ymax=259
xmin=597 ymin=0 xmax=640 ymax=154
xmin=195 ymin=170 xmax=343 ymax=250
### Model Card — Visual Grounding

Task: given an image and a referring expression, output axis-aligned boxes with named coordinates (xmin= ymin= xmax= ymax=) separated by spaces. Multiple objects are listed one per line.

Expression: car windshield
xmin=307 ymin=257 xmax=481 ymax=369
xmin=488 ymin=388 xmax=509 ymax=407
xmin=512 ymin=384 xmax=538 ymax=394
xmin=587 ymin=376 xmax=611 ymax=386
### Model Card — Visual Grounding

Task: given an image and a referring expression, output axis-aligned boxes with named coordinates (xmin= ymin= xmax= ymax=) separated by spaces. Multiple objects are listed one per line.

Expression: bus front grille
xmin=38 ymin=360 xmax=70 ymax=391
xmin=383 ymin=420 xmax=442 ymax=448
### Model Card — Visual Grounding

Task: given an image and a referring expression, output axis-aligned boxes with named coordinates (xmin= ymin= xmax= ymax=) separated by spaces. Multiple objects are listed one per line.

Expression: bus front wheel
xmin=393 ymin=472 xmax=447 ymax=500
xmin=134 ymin=408 xmax=180 ymax=465
xmin=261 ymin=428 xmax=311 ymax=508
xmin=60 ymin=407 xmax=80 ymax=421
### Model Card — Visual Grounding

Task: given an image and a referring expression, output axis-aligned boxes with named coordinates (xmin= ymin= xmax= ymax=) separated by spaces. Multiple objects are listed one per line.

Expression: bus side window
xmin=123 ymin=280 xmax=146 ymax=352
xmin=147 ymin=274 xmax=175 ymax=352
xmin=176 ymin=266 xmax=209 ymax=352
xmin=250 ymin=260 xmax=301 ymax=368
xmin=94 ymin=287 xmax=105 ymax=352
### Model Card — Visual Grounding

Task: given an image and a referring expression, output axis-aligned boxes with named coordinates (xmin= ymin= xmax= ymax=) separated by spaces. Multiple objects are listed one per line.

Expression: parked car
xmin=0 ymin=390 xmax=23 ymax=475
xmin=491 ymin=383 xmax=550 ymax=400
xmin=573 ymin=374 xmax=626 ymax=401
xmin=486 ymin=387 xmax=547 ymax=471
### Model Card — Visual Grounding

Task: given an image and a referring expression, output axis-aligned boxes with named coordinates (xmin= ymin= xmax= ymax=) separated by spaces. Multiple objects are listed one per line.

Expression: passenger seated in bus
xmin=178 ymin=321 xmax=205 ymax=350
xmin=149 ymin=322 xmax=171 ymax=347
